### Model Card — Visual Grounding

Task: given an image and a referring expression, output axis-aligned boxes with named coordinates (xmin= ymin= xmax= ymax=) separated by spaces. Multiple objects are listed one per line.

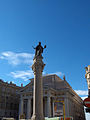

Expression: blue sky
xmin=0 ymin=0 xmax=90 ymax=119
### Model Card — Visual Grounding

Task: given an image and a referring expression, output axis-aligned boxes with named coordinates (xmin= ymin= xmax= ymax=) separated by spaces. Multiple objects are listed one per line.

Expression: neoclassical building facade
xmin=0 ymin=74 xmax=86 ymax=120
xmin=19 ymin=74 xmax=85 ymax=120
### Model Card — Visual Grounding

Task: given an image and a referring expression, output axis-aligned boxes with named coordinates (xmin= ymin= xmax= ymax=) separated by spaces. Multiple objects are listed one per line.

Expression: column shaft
xmin=52 ymin=100 xmax=54 ymax=117
xmin=45 ymin=98 xmax=47 ymax=117
xmin=27 ymin=98 xmax=31 ymax=119
xmin=31 ymin=56 xmax=45 ymax=120
xmin=19 ymin=97 xmax=23 ymax=116
xmin=64 ymin=97 xmax=69 ymax=117
xmin=47 ymin=96 xmax=51 ymax=117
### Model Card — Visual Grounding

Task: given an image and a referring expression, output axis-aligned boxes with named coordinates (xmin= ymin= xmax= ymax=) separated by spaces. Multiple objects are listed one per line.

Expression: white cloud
xmin=81 ymin=96 xmax=87 ymax=100
xmin=75 ymin=90 xmax=88 ymax=96
xmin=10 ymin=71 xmax=64 ymax=82
xmin=10 ymin=70 xmax=34 ymax=81
xmin=0 ymin=51 xmax=34 ymax=66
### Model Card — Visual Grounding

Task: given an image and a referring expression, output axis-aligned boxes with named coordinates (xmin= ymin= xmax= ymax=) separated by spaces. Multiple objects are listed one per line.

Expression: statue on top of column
xmin=33 ymin=42 xmax=46 ymax=56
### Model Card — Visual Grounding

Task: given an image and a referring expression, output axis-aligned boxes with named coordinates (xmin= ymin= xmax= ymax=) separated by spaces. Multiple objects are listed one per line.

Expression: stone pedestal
xmin=31 ymin=55 xmax=45 ymax=120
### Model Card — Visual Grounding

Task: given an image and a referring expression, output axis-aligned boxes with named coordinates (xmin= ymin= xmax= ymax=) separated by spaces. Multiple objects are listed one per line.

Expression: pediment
xmin=19 ymin=81 xmax=33 ymax=93
xmin=19 ymin=74 xmax=72 ymax=94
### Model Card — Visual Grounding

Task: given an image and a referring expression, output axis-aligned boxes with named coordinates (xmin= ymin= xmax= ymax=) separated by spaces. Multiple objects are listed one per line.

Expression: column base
xmin=31 ymin=114 xmax=45 ymax=120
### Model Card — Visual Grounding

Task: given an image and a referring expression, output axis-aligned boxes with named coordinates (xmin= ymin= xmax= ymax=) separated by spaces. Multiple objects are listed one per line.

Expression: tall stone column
xmin=45 ymin=98 xmax=47 ymax=117
xmin=31 ymin=55 xmax=45 ymax=120
xmin=19 ymin=95 xmax=23 ymax=117
xmin=64 ymin=97 xmax=69 ymax=117
xmin=47 ymin=96 xmax=51 ymax=117
xmin=27 ymin=98 xmax=31 ymax=119
xmin=52 ymin=99 xmax=55 ymax=117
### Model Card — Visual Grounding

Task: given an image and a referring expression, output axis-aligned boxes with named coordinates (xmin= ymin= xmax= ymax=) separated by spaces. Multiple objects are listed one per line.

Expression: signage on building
xmin=84 ymin=97 xmax=90 ymax=107
xmin=60 ymin=117 xmax=73 ymax=120
xmin=54 ymin=101 xmax=63 ymax=117
xmin=61 ymin=117 xmax=73 ymax=120
xmin=45 ymin=117 xmax=73 ymax=120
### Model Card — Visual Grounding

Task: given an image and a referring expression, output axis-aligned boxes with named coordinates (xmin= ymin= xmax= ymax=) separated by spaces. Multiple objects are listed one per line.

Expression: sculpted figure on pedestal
xmin=33 ymin=42 xmax=46 ymax=56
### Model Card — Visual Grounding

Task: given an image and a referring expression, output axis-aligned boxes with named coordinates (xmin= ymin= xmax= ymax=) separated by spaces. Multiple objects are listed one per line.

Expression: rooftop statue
xmin=63 ymin=75 xmax=66 ymax=81
xmin=33 ymin=42 xmax=46 ymax=56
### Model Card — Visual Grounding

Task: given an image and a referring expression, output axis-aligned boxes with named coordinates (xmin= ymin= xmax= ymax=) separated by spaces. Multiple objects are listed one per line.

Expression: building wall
xmin=19 ymin=90 xmax=85 ymax=120
xmin=0 ymin=75 xmax=86 ymax=120
xmin=18 ymin=75 xmax=85 ymax=120
xmin=0 ymin=80 xmax=20 ymax=119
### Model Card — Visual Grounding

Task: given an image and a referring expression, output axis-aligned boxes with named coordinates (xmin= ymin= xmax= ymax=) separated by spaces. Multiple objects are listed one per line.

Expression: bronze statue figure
xmin=33 ymin=42 xmax=46 ymax=56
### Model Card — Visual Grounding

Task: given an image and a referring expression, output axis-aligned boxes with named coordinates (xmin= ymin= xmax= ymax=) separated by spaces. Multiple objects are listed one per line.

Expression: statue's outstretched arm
xmin=44 ymin=45 xmax=46 ymax=49
xmin=32 ymin=46 xmax=36 ymax=49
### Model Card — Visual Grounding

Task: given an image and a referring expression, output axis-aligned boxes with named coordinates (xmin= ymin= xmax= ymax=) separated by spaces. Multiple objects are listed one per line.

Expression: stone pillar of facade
xmin=64 ymin=97 xmax=69 ymax=117
xmin=45 ymin=97 xmax=47 ymax=117
xmin=31 ymin=55 xmax=45 ymax=120
xmin=52 ymin=99 xmax=55 ymax=117
xmin=19 ymin=95 xmax=23 ymax=117
xmin=27 ymin=98 xmax=31 ymax=119
xmin=47 ymin=96 xmax=51 ymax=117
